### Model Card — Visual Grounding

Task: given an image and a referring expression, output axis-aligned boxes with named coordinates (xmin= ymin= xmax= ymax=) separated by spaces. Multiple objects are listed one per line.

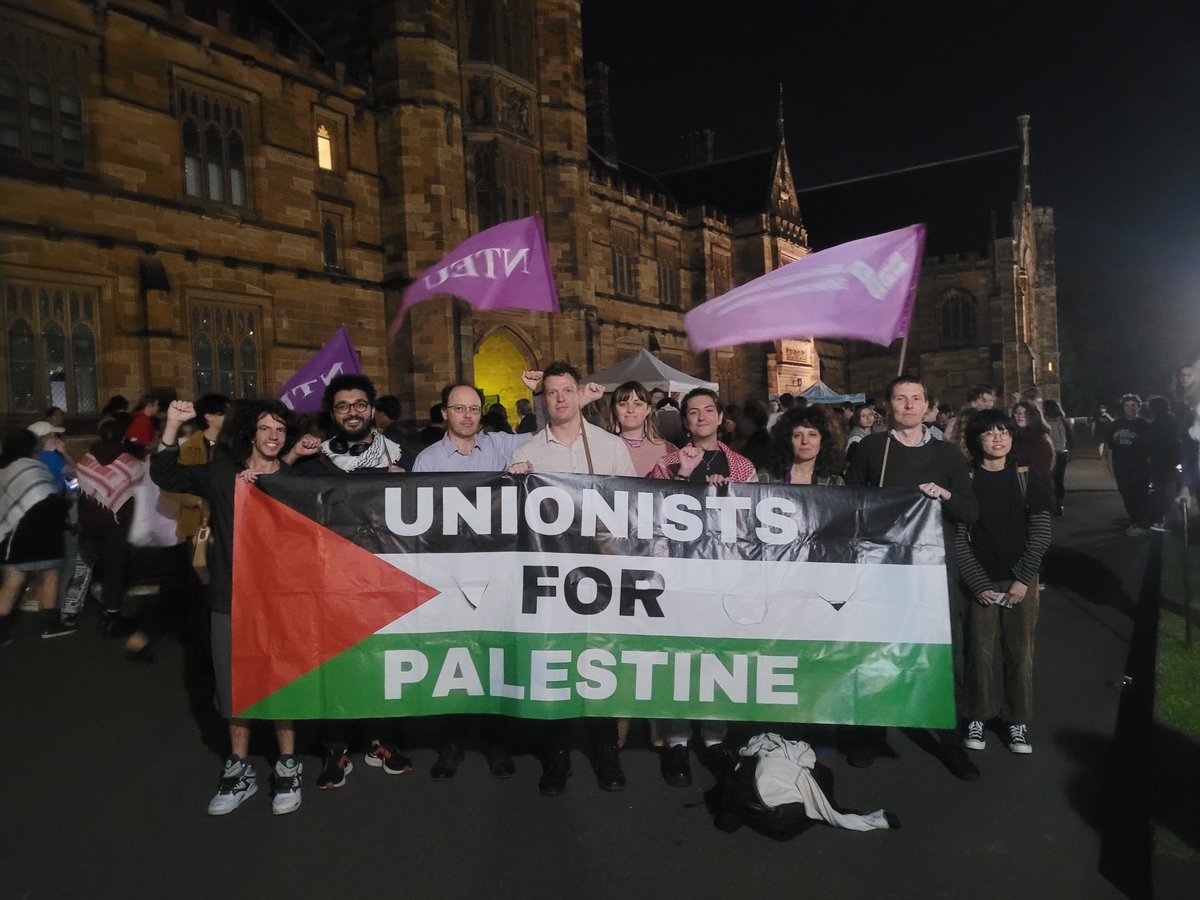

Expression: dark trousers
xmin=535 ymin=717 xmax=619 ymax=758
xmin=83 ymin=526 xmax=130 ymax=614
xmin=1114 ymin=463 xmax=1150 ymax=527
xmin=965 ymin=580 xmax=1040 ymax=723
xmin=439 ymin=713 xmax=509 ymax=750
xmin=1052 ymin=451 xmax=1070 ymax=509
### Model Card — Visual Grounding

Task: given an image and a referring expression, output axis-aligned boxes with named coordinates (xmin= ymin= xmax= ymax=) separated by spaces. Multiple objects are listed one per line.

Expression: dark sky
xmin=582 ymin=1 xmax=1200 ymax=407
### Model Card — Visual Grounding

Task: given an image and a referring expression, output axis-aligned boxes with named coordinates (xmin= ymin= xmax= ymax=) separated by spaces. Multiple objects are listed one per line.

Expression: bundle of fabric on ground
xmin=715 ymin=733 xmax=900 ymax=838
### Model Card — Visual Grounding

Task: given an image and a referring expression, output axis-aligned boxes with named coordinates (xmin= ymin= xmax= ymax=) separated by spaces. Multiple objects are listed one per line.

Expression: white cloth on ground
xmin=740 ymin=733 xmax=892 ymax=832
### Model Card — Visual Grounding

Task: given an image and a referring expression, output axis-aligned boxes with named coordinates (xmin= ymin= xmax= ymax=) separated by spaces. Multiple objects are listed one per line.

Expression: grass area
xmin=1156 ymin=609 xmax=1200 ymax=740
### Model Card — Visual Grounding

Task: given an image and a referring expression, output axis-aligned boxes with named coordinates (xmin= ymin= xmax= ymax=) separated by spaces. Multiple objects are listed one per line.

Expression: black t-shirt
xmin=968 ymin=466 xmax=1051 ymax=580
xmin=683 ymin=449 xmax=731 ymax=483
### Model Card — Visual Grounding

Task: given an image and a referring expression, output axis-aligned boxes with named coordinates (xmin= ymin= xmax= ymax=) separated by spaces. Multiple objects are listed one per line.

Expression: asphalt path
xmin=1 ymin=457 xmax=1152 ymax=899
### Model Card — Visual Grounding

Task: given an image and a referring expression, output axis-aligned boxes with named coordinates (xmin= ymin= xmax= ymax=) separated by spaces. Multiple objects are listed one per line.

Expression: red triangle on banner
xmin=231 ymin=480 xmax=439 ymax=715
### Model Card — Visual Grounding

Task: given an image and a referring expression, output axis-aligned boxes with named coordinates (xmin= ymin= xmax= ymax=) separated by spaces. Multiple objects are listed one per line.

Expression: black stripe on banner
xmin=255 ymin=472 xmax=944 ymax=566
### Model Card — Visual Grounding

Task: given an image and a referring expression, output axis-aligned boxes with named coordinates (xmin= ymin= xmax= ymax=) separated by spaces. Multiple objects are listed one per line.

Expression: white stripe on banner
xmin=376 ymin=552 xmax=950 ymax=646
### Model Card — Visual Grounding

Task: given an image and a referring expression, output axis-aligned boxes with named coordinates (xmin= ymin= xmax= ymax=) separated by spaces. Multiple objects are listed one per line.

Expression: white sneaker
xmin=272 ymin=757 xmax=303 ymax=815
xmin=963 ymin=720 xmax=986 ymax=751
xmin=207 ymin=757 xmax=257 ymax=815
xmin=1006 ymin=723 xmax=1033 ymax=754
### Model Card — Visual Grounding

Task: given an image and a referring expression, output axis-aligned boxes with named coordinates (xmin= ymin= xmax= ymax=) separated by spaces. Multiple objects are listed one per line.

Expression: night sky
xmin=582 ymin=0 xmax=1200 ymax=410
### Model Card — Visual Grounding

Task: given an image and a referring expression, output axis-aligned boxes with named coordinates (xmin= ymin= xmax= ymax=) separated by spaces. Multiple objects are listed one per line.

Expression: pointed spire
xmin=777 ymin=82 xmax=786 ymax=142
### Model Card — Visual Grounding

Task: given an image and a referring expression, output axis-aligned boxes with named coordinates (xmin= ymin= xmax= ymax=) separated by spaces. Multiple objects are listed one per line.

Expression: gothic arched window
xmin=938 ymin=289 xmax=978 ymax=346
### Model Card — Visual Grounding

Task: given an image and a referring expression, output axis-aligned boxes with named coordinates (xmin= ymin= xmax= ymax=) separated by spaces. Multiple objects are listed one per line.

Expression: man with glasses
xmin=412 ymin=380 xmax=537 ymax=782
xmin=287 ymin=374 xmax=416 ymax=790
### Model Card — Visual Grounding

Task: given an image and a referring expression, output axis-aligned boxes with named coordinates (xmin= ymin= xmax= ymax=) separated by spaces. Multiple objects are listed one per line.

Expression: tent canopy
xmin=587 ymin=349 xmax=717 ymax=394
xmin=801 ymin=380 xmax=865 ymax=405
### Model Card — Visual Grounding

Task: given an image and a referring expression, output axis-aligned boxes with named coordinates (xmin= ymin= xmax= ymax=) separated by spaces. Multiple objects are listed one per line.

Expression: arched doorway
xmin=473 ymin=330 xmax=533 ymax=428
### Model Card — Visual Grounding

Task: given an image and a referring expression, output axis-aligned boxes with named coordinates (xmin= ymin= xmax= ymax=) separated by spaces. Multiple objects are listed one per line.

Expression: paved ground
xmin=1 ymin=456 xmax=1157 ymax=899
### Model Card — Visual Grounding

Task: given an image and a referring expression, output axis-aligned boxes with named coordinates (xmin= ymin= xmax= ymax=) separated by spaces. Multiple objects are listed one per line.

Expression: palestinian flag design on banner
xmin=232 ymin=473 xmax=955 ymax=728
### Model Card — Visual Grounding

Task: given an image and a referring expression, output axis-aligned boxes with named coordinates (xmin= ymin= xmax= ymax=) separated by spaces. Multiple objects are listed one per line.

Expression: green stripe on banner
xmin=241 ymin=632 xmax=955 ymax=729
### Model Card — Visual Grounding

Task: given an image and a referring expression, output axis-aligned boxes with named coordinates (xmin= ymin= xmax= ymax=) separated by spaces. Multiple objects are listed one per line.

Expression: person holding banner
xmin=844 ymin=374 xmax=980 ymax=781
xmin=507 ymin=362 xmax=636 ymax=796
xmin=610 ymin=381 xmax=678 ymax=477
xmin=760 ymin=405 xmax=846 ymax=485
xmin=413 ymin=380 xmax=537 ymax=781
xmin=151 ymin=398 xmax=305 ymax=816
xmin=648 ymin=387 xmax=758 ymax=787
xmin=286 ymin=374 xmax=417 ymax=790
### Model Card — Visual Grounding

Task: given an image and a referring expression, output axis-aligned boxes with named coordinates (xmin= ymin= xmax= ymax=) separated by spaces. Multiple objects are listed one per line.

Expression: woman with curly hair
xmin=762 ymin=405 xmax=846 ymax=485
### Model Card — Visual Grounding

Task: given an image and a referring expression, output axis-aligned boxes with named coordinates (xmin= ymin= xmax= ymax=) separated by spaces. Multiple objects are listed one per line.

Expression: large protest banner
xmin=231 ymin=473 xmax=954 ymax=728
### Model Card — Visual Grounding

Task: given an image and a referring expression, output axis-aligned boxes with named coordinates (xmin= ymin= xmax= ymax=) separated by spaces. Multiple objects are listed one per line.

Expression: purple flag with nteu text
xmin=685 ymin=224 xmax=926 ymax=352
xmin=389 ymin=216 xmax=559 ymax=336
xmin=277 ymin=326 xmax=363 ymax=413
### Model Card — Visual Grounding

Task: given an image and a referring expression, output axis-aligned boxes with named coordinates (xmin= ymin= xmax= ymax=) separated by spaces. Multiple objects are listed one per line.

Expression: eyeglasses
xmin=332 ymin=400 xmax=371 ymax=414
xmin=446 ymin=405 xmax=482 ymax=415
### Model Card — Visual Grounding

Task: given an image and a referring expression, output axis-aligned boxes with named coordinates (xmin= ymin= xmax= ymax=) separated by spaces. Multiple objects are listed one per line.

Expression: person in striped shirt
xmin=956 ymin=408 xmax=1053 ymax=756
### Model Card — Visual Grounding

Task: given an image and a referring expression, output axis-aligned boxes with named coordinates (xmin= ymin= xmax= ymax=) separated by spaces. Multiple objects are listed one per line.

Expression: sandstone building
xmin=0 ymin=0 xmax=1057 ymax=433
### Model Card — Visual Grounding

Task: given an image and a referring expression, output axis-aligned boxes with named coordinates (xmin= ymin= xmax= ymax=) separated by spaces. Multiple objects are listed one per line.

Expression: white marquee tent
xmin=587 ymin=349 xmax=718 ymax=394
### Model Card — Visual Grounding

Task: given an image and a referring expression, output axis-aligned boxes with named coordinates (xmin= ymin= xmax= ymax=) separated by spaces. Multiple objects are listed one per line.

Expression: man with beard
xmin=286 ymin=374 xmax=416 ymax=789
xmin=150 ymin=399 xmax=304 ymax=816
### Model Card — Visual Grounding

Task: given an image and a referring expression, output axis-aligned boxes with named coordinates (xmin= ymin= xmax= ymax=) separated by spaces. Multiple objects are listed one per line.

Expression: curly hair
xmin=766 ymin=405 xmax=846 ymax=481
xmin=321 ymin=374 xmax=377 ymax=415
xmin=215 ymin=399 xmax=297 ymax=462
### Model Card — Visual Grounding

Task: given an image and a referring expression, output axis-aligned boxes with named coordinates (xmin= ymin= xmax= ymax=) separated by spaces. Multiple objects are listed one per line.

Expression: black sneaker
xmin=430 ymin=744 xmax=465 ymax=781
xmin=364 ymin=740 xmax=412 ymax=775
xmin=41 ymin=619 xmax=78 ymax=640
xmin=316 ymin=747 xmax=353 ymax=790
xmin=660 ymin=743 xmax=692 ymax=787
xmin=846 ymin=742 xmax=878 ymax=769
xmin=593 ymin=744 xmax=626 ymax=792
xmin=538 ymin=749 xmax=572 ymax=797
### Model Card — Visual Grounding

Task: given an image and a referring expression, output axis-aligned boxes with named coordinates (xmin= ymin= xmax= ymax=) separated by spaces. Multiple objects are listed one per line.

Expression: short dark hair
xmin=0 ymin=428 xmax=39 ymax=468
xmin=681 ymin=387 xmax=723 ymax=420
xmin=778 ymin=392 xmax=795 ymax=410
xmin=967 ymin=384 xmax=995 ymax=403
xmin=440 ymin=383 xmax=484 ymax=408
xmin=322 ymin=374 xmax=376 ymax=414
xmin=542 ymin=361 xmax=581 ymax=384
xmin=884 ymin=374 xmax=925 ymax=402
xmin=428 ymin=403 xmax=444 ymax=424
xmin=964 ymin=408 xmax=1016 ymax=464
xmin=375 ymin=395 xmax=402 ymax=421
xmin=194 ymin=393 xmax=229 ymax=425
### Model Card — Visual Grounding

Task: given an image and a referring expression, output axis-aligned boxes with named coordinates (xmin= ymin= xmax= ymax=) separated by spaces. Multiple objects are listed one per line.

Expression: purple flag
xmin=277 ymin=326 xmax=362 ymax=413
xmin=389 ymin=216 xmax=559 ymax=336
xmin=685 ymin=224 xmax=926 ymax=351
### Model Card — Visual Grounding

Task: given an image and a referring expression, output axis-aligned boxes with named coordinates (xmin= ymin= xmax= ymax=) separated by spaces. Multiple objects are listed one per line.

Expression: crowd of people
xmin=2 ymin=364 xmax=1195 ymax=819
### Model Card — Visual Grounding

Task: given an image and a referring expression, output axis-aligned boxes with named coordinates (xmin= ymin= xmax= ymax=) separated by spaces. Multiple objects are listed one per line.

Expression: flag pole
xmin=877 ymin=333 xmax=911 ymax=487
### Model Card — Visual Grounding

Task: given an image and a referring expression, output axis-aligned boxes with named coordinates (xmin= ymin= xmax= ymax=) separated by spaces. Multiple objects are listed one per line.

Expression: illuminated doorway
xmin=473 ymin=330 xmax=533 ymax=429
